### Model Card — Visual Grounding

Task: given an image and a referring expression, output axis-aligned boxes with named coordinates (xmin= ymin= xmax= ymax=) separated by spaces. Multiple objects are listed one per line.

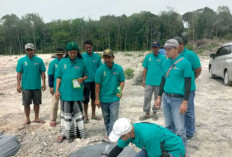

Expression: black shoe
xmin=187 ymin=136 xmax=194 ymax=141
xmin=151 ymin=113 xmax=158 ymax=121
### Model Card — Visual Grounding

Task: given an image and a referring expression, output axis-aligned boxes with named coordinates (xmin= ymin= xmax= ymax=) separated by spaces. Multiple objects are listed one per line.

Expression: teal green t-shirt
xmin=82 ymin=52 xmax=102 ymax=82
xmin=95 ymin=63 xmax=125 ymax=103
xmin=16 ymin=55 xmax=46 ymax=90
xmin=179 ymin=48 xmax=201 ymax=91
xmin=143 ymin=53 xmax=166 ymax=86
xmin=56 ymin=57 xmax=88 ymax=101
xmin=118 ymin=123 xmax=185 ymax=157
xmin=47 ymin=58 xmax=60 ymax=91
xmin=162 ymin=55 xmax=192 ymax=95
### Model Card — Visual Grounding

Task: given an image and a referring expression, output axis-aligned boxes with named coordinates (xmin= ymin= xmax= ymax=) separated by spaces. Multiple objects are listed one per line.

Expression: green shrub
xmin=196 ymin=49 xmax=204 ymax=54
xmin=124 ymin=68 xmax=134 ymax=79
xmin=223 ymin=33 xmax=232 ymax=40
xmin=185 ymin=44 xmax=194 ymax=51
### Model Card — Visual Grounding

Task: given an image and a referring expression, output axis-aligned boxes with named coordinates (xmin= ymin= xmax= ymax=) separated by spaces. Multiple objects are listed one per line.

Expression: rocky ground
xmin=0 ymin=52 xmax=232 ymax=157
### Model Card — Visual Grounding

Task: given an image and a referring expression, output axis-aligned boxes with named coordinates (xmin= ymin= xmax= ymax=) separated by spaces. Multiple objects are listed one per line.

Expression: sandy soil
xmin=0 ymin=52 xmax=232 ymax=157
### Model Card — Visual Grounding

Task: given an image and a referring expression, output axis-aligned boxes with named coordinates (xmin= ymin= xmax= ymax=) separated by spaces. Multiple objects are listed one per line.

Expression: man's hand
xmin=55 ymin=91 xmax=60 ymax=100
xmin=179 ymin=100 xmax=188 ymax=114
xmin=142 ymin=81 xmax=145 ymax=87
xmin=78 ymin=78 xmax=84 ymax=84
xmin=95 ymin=99 xmax=101 ymax=108
xmin=50 ymin=87 xmax=54 ymax=95
xmin=155 ymin=96 xmax=161 ymax=109
xmin=42 ymin=84 xmax=46 ymax=91
xmin=17 ymin=85 xmax=22 ymax=93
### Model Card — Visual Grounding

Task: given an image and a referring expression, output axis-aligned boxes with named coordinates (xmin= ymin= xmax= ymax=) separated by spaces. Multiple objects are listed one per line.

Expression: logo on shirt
xmin=93 ymin=60 xmax=96 ymax=62
xmin=173 ymin=67 xmax=181 ymax=70
xmin=64 ymin=64 xmax=67 ymax=69
xmin=104 ymin=71 xmax=107 ymax=77
xmin=24 ymin=61 xmax=28 ymax=66
xmin=34 ymin=63 xmax=39 ymax=65
xmin=113 ymin=72 xmax=119 ymax=75
xmin=75 ymin=66 xmax=80 ymax=69
xmin=157 ymin=60 xmax=160 ymax=62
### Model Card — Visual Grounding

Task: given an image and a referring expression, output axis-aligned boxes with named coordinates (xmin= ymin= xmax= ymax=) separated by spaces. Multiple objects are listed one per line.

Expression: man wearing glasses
xmin=16 ymin=43 xmax=46 ymax=126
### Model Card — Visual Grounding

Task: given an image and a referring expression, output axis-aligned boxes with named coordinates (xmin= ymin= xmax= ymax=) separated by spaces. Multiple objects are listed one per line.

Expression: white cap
xmin=163 ymin=39 xmax=179 ymax=49
xmin=109 ymin=118 xmax=132 ymax=143
xmin=25 ymin=43 xmax=35 ymax=50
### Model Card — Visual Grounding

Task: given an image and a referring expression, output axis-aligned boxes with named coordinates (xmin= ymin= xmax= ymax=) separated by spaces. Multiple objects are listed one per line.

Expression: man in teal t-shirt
xmin=155 ymin=39 xmax=192 ymax=149
xmin=108 ymin=118 xmax=185 ymax=157
xmin=174 ymin=37 xmax=202 ymax=140
xmin=16 ymin=43 xmax=46 ymax=126
xmin=95 ymin=49 xmax=125 ymax=141
xmin=141 ymin=41 xmax=166 ymax=121
xmin=47 ymin=47 xmax=64 ymax=127
xmin=82 ymin=40 xmax=102 ymax=123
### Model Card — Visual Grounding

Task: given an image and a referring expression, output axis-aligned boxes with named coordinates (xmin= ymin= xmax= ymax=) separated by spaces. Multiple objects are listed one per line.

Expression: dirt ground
xmin=0 ymin=52 xmax=232 ymax=157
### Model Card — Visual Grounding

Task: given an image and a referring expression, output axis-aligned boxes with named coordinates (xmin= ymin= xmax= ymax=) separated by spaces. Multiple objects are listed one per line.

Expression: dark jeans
xmin=101 ymin=101 xmax=120 ymax=135
xmin=162 ymin=93 xmax=187 ymax=149
xmin=185 ymin=91 xmax=195 ymax=137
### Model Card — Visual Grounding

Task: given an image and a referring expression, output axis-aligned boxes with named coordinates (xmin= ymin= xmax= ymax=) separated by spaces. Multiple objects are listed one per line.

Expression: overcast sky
xmin=1 ymin=0 xmax=232 ymax=22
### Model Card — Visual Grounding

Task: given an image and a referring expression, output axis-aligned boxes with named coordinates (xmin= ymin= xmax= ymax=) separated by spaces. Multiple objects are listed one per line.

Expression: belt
xmin=164 ymin=92 xmax=184 ymax=98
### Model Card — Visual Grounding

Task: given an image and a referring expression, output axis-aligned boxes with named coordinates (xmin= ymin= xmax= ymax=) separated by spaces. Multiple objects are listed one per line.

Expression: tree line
xmin=0 ymin=6 xmax=231 ymax=55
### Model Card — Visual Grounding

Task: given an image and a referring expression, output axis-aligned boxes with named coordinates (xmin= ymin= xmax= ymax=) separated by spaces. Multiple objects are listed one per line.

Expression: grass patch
xmin=124 ymin=68 xmax=134 ymax=79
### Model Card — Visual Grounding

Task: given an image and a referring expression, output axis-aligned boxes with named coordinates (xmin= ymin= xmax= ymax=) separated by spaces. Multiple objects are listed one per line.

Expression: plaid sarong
xmin=60 ymin=100 xmax=86 ymax=139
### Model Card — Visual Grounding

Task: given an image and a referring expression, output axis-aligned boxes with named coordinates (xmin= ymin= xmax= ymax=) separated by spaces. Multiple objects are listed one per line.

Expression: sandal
xmin=84 ymin=118 xmax=89 ymax=123
xmin=33 ymin=119 xmax=45 ymax=124
xmin=151 ymin=114 xmax=158 ymax=121
xmin=139 ymin=114 xmax=151 ymax=121
xmin=56 ymin=135 xmax=65 ymax=143
xmin=22 ymin=121 xmax=31 ymax=126
xmin=50 ymin=121 xmax=56 ymax=127
xmin=91 ymin=116 xmax=101 ymax=120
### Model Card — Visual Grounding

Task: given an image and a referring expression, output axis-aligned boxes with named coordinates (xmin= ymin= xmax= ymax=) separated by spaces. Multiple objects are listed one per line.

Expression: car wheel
xmin=209 ymin=66 xmax=215 ymax=79
xmin=224 ymin=70 xmax=232 ymax=86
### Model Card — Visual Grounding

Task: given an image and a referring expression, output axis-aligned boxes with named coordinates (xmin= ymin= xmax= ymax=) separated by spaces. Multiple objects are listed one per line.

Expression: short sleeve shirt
xmin=162 ymin=55 xmax=192 ymax=95
xmin=179 ymin=48 xmax=201 ymax=91
xmin=82 ymin=52 xmax=102 ymax=82
xmin=142 ymin=53 xmax=166 ymax=86
xmin=16 ymin=55 xmax=46 ymax=90
xmin=56 ymin=57 xmax=88 ymax=101
xmin=95 ymin=63 xmax=125 ymax=103
xmin=118 ymin=123 xmax=185 ymax=157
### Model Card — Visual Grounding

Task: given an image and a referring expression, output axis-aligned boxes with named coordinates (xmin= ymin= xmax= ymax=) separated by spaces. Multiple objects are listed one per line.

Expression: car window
xmin=216 ymin=46 xmax=230 ymax=56
xmin=230 ymin=46 xmax=232 ymax=53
